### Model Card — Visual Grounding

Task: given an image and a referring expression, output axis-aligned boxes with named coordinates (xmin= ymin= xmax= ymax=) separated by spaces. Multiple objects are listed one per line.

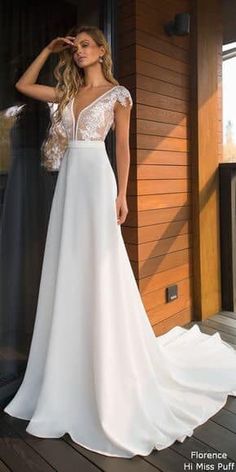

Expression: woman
xmin=4 ymin=25 xmax=236 ymax=459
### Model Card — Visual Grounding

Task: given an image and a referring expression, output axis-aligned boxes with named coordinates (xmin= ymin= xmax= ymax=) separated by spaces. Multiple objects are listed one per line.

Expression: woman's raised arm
xmin=15 ymin=36 xmax=75 ymax=103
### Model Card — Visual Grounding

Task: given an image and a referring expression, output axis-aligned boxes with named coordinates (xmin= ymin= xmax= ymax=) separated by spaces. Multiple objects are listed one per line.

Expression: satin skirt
xmin=4 ymin=140 xmax=236 ymax=458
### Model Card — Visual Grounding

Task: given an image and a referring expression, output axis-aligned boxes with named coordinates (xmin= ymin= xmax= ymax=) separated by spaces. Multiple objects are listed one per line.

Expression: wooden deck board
xmin=185 ymin=313 xmax=236 ymax=349
xmin=141 ymin=448 xmax=191 ymax=472
xmin=185 ymin=321 xmax=236 ymax=349
xmin=0 ymin=459 xmax=11 ymax=472
xmin=224 ymin=396 xmax=236 ymax=414
xmin=211 ymin=407 xmax=236 ymax=433
xmin=200 ymin=319 xmax=236 ymax=337
xmin=170 ymin=434 xmax=233 ymax=468
xmin=192 ymin=420 xmax=236 ymax=461
xmin=63 ymin=434 xmax=162 ymax=472
xmin=0 ymin=411 xmax=101 ymax=472
xmin=0 ymin=311 xmax=236 ymax=472
xmin=0 ymin=413 xmax=56 ymax=472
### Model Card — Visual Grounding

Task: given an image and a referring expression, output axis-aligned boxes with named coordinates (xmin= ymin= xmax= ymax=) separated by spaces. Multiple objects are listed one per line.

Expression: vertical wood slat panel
xmin=190 ymin=0 xmax=222 ymax=320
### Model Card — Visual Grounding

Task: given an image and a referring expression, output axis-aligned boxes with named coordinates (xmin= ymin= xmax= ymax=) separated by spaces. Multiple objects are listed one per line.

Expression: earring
xmin=99 ymin=56 xmax=103 ymax=63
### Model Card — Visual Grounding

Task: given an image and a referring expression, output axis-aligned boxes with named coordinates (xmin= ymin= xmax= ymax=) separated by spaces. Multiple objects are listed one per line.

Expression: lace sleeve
xmin=116 ymin=86 xmax=133 ymax=109
xmin=41 ymin=105 xmax=68 ymax=172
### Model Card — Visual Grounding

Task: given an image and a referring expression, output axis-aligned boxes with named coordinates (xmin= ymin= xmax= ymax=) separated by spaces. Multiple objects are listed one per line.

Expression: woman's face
xmin=72 ymin=32 xmax=105 ymax=68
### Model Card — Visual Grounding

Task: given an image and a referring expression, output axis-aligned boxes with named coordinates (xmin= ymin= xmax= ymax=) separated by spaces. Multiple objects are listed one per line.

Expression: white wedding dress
xmin=4 ymin=84 xmax=236 ymax=458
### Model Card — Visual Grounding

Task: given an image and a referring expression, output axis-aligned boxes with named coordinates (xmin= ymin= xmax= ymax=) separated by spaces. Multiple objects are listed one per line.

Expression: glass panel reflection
xmin=0 ymin=0 xmax=101 ymax=396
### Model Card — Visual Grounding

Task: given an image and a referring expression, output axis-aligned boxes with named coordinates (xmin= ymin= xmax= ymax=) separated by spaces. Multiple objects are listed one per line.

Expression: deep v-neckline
xmin=71 ymin=85 xmax=118 ymax=138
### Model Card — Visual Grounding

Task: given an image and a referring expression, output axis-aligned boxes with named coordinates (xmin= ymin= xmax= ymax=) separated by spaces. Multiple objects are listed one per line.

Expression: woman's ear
xmin=99 ymin=46 xmax=106 ymax=57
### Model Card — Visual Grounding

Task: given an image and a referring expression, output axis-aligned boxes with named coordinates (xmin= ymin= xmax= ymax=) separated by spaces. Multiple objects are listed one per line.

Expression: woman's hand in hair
xmin=14 ymin=38 xmax=76 ymax=103
xmin=46 ymin=36 xmax=76 ymax=54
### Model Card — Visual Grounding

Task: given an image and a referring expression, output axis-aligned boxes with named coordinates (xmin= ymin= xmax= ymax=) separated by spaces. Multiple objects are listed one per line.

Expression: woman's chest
xmin=61 ymin=94 xmax=116 ymax=140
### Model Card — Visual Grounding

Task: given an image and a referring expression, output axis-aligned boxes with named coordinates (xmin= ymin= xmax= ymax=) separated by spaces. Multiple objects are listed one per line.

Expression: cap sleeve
xmin=115 ymin=85 xmax=133 ymax=109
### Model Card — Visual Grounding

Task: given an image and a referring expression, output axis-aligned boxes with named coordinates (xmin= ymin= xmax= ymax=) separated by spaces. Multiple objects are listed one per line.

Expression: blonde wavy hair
xmin=41 ymin=25 xmax=119 ymax=171
xmin=54 ymin=24 xmax=119 ymax=123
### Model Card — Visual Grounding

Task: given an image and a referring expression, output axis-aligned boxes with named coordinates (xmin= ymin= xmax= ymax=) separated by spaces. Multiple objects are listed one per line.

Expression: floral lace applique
xmin=41 ymin=85 xmax=133 ymax=171
xmin=68 ymin=84 xmax=133 ymax=141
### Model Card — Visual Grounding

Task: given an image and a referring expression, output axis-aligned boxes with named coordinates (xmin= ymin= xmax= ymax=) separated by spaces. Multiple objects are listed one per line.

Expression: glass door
xmin=0 ymin=0 xmax=117 ymax=405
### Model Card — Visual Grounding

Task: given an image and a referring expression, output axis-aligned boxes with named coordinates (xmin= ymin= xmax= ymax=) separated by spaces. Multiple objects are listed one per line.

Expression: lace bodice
xmin=61 ymin=85 xmax=133 ymax=141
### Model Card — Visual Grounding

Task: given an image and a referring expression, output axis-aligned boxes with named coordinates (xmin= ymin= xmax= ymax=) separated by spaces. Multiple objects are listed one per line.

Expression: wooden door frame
xmin=190 ymin=0 xmax=222 ymax=320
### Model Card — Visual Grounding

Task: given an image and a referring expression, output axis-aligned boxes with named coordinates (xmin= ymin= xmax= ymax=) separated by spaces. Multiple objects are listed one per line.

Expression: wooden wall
xmin=190 ymin=0 xmax=222 ymax=319
xmin=117 ymin=0 xmax=193 ymax=336
xmin=218 ymin=44 xmax=223 ymax=164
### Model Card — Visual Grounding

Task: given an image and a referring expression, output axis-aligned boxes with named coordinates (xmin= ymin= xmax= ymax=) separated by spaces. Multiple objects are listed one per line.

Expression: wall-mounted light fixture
xmin=164 ymin=12 xmax=190 ymax=36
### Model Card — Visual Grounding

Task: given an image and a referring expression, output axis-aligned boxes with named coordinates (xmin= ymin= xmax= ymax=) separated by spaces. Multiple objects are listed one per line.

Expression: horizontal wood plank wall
xmin=135 ymin=0 xmax=192 ymax=336
xmin=118 ymin=0 xmax=193 ymax=336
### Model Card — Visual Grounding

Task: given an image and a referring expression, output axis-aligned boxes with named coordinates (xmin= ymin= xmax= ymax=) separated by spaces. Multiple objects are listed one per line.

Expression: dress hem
xmin=3 ymin=390 xmax=236 ymax=459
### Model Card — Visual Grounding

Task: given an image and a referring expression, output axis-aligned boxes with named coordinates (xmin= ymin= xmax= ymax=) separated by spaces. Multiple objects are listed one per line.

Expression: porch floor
xmin=0 ymin=311 xmax=236 ymax=472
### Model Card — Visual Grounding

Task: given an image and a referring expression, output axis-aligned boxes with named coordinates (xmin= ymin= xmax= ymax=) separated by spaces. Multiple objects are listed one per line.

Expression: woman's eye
xmin=83 ymin=44 xmax=88 ymax=47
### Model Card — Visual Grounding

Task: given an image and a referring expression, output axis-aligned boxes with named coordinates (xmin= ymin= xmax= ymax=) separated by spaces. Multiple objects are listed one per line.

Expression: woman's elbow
xmin=15 ymin=81 xmax=22 ymax=91
xmin=15 ymin=81 xmax=26 ymax=93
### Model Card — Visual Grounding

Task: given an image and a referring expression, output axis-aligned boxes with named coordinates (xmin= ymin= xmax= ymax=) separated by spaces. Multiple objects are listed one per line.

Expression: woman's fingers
xmin=63 ymin=38 xmax=74 ymax=46
xmin=116 ymin=203 xmax=128 ymax=225
xmin=64 ymin=36 xmax=76 ymax=44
